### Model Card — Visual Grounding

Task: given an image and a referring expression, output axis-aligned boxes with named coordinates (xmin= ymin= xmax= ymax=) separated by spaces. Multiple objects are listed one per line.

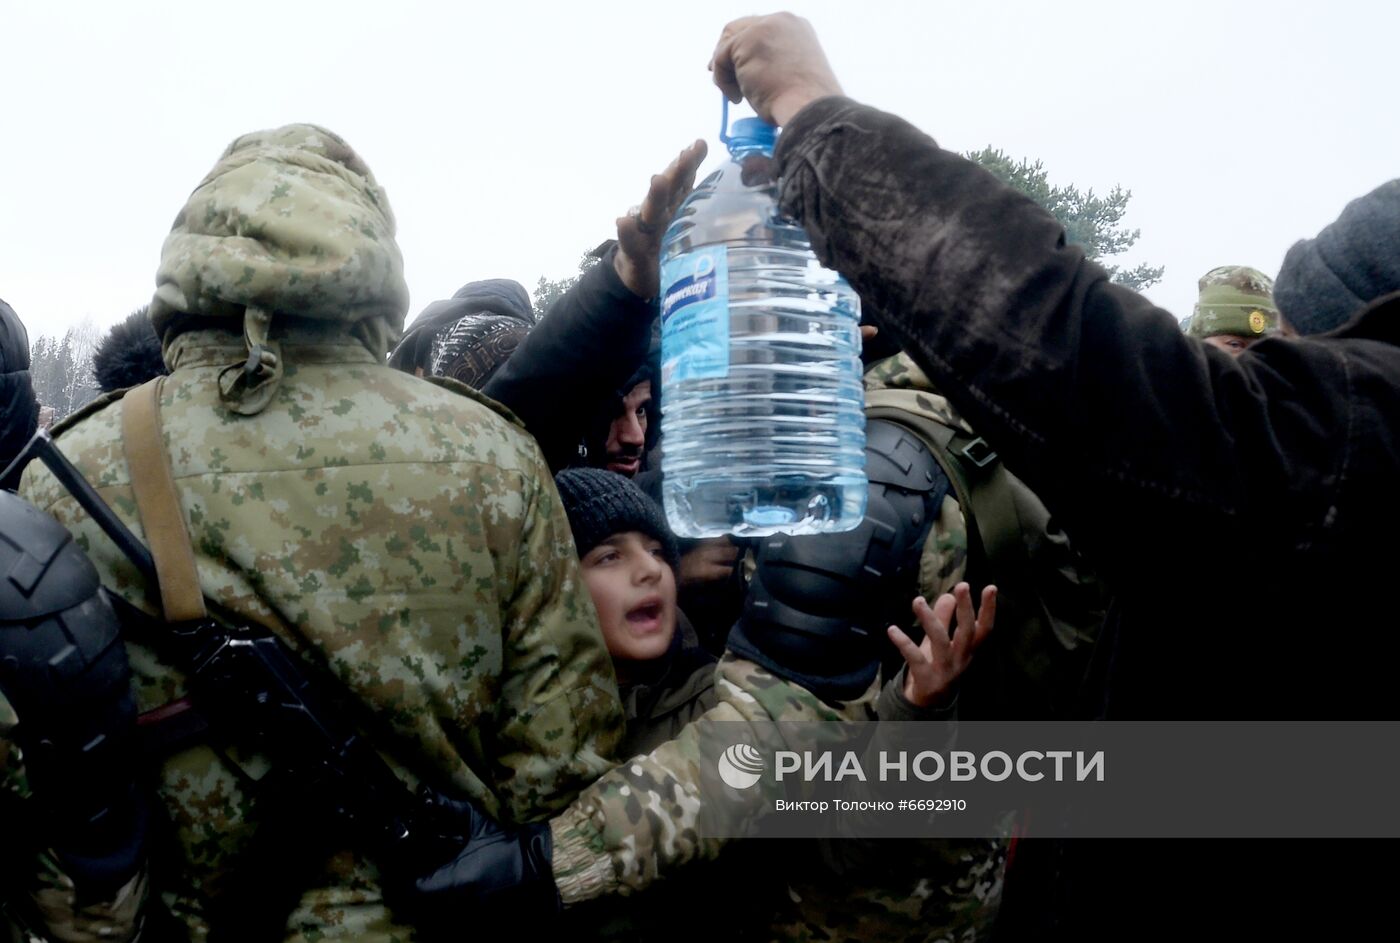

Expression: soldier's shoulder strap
xmin=113 ymin=379 xmax=452 ymax=933
xmin=119 ymin=377 xmax=207 ymax=624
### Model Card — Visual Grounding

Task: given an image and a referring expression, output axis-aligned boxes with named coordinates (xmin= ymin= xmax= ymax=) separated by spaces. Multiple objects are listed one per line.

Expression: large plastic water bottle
xmin=658 ymin=109 xmax=867 ymax=538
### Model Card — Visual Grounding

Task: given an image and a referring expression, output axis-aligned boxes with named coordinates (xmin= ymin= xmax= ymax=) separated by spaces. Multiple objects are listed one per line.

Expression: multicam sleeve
xmin=488 ymin=448 xmax=625 ymax=824
xmin=918 ymin=493 xmax=969 ymax=602
xmin=548 ymin=656 xmax=876 ymax=904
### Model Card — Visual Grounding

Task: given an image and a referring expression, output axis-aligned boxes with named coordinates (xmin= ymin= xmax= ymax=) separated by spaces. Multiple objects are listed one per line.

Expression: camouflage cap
xmin=150 ymin=124 xmax=409 ymax=414
xmin=1186 ymin=265 xmax=1280 ymax=339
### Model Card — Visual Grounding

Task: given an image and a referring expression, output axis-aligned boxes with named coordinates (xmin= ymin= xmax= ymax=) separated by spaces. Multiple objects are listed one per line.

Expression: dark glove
xmin=389 ymin=788 xmax=559 ymax=931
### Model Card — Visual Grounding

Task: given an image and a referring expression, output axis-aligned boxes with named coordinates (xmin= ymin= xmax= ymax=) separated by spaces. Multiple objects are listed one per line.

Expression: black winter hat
xmin=554 ymin=468 xmax=679 ymax=571
xmin=1273 ymin=179 xmax=1400 ymax=335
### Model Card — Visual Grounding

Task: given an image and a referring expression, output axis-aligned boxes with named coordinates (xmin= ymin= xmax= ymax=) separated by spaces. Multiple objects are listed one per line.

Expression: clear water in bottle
xmin=658 ymin=116 xmax=867 ymax=538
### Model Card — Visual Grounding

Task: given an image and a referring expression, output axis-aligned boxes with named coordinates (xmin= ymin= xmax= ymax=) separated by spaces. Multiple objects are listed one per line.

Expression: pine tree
xmin=965 ymin=147 xmax=1164 ymax=292
xmin=28 ymin=320 xmax=101 ymax=420
xmin=532 ymin=251 xmax=603 ymax=320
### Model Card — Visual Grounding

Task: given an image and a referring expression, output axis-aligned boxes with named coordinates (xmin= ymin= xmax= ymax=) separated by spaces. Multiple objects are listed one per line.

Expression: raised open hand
xmin=886 ymin=583 xmax=996 ymax=709
xmin=614 ymin=139 xmax=708 ymax=300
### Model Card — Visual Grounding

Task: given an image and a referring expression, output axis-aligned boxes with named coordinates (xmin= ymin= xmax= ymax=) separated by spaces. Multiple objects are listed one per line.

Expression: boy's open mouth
xmin=625 ymin=600 xmax=664 ymax=632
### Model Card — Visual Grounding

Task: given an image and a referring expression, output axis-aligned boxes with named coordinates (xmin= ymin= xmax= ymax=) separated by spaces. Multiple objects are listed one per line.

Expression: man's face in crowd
xmin=605 ymin=380 xmax=651 ymax=477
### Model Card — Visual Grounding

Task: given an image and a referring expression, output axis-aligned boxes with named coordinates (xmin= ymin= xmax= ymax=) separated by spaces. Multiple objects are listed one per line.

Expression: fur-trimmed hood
xmin=93 ymin=307 xmax=167 ymax=393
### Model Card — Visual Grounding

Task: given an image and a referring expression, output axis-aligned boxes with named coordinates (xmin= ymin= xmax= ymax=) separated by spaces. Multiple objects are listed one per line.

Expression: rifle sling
xmin=118 ymin=379 xmax=330 ymax=939
xmin=120 ymin=378 xmax=208 ymax=624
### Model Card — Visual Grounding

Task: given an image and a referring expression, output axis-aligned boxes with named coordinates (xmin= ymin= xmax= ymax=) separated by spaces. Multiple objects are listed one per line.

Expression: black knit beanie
xmin=1273 ymin=179 xmax=1400 ymax=335
xmin=554 ymin=468 xmax=679 ymax=571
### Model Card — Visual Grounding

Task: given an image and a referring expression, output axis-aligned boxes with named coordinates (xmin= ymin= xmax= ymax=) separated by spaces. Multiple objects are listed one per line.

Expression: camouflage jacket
xmin=15 ymin=327 xmax=624 ymax=941
xmin=548 ymin=661 xmax=1004 ymax=943
xmin=548 ymin=656 xmax=876 ymax=903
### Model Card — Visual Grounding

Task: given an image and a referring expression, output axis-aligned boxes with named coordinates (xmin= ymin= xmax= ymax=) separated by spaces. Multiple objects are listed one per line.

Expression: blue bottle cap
xmin=727 ymin=117 xmax=777 ymax=152
xmin=719 ymin=96 xmax=778 ymax=153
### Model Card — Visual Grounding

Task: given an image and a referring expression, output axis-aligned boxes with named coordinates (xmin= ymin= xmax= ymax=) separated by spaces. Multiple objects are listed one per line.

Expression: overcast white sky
xmin=1 ymin=0 xmax=1395 ymax=343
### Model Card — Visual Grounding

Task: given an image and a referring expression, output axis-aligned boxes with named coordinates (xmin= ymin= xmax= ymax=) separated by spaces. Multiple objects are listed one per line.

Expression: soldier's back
xmin=19 ymin=330 xmax=622 ymax=940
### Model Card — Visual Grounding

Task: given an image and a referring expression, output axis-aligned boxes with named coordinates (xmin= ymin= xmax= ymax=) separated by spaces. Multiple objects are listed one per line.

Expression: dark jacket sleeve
xmin=773 ymin=98 xmax=1357 ymax=580
xmin=0 ymin=302 xmax=38 ymax=490
xmin=875 ymin=668 xmax=958 ymax=722
xmin=483 ymin=247 xmax=655 ymax=471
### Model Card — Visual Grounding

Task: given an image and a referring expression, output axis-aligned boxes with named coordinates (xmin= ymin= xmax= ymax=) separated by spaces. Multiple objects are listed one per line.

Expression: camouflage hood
xmin=150 ymin=124 xmax=408 ymax=414
xmin=862 ymin=351 xmax=975 ymax=436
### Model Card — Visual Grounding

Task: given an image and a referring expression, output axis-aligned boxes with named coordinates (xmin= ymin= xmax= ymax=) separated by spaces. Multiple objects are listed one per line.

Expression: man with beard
xmin=598 ymin=359 xmax=655 ymax=478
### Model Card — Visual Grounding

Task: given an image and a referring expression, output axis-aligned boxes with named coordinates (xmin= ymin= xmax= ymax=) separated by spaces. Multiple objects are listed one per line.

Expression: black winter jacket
xmin=0 ymin=300 xmax=37 ymax=490
xmin=484 ymin=247 xmax=655 ymax=472
xmin=774 ymin=98 xmax=1400 ymax=937
xmin=775 ymin=97 xmax=1400 ymax=722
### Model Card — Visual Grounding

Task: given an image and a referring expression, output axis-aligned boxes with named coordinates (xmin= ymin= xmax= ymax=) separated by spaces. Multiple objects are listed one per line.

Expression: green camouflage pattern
xmin=149 ymin=123 xmax=406 ymax=338
xmin=760 ymin=837 xmax=1006 ymax=942
xmin=150 ymin=123 xmax=409 ymax=415
xmin=13 ymin=326 xmax=624 ymax=941
xmin=1187 ymin=265 xmax=1280 ymax=338
xmin=549 ymin=655 xmax=877 ymax=902
xmin=549 ymin=653 xmax=1005 ymax=940
xmin=6 ymin=123 xmax=611 ymax=942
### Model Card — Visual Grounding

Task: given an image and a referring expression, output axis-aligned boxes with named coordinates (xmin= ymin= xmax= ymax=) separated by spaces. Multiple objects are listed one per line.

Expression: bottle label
xmin=660 ymin=245 xmax=729 ymax=382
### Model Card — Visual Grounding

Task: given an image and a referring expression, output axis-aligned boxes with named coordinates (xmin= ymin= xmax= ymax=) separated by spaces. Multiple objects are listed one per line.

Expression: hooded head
xmin=574 ymin=326 xmax=661 ymax=477
xmin=150 ymin=124 xmax=408 ymax=414
xmin=1273 ymin=179 xmax=1400 ymax=335
xmin=387 ymin=278 xmax=535 ymax=386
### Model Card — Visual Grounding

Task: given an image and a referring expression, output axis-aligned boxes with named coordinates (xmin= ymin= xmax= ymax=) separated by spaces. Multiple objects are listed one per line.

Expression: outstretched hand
xmin=709 ymin=13 xmax=843 ymax=127
xmin=614 ymin=139 xmax=708 ymax=300
xmin=887 ymin=583 xmax=996 ymax=709
xmin=678 ymin=537 xmax=741 ymax=588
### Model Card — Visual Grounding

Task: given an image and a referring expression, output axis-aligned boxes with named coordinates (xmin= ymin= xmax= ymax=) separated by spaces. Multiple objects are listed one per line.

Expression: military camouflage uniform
xmin=9 ymin=125 xmax=623 ymax=942
xmin=1184 ymin=265 xmax=1280 ymax=340
xmin=545 ymin=353 xmax=1006 ymax=941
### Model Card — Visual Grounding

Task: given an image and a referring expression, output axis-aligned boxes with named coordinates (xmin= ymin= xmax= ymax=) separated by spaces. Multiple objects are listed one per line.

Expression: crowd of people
xmin=2 ymin=11 xmax=1398 ymax=942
